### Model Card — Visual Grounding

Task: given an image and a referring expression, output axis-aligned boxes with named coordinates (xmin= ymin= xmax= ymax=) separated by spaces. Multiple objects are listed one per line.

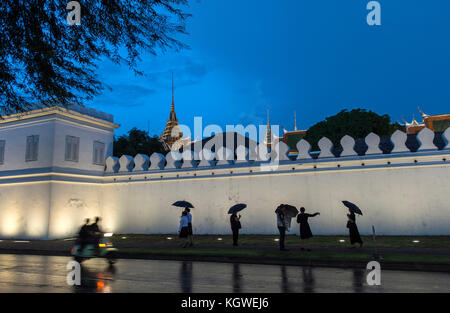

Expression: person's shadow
xmin=180 ymin=261 xmax=193 ymax=293
xmin=302 ymin=267 xmax=315 ymax=293
xmin=352 ymin=268 xmax=365 ymax=293
xmin=232 ymin=263 xmax=242 ymax=293
xmin=281 ymin=266 xmax=290 ymax=293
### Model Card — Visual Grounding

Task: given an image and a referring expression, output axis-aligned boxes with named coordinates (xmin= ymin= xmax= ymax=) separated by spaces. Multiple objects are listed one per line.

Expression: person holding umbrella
xmin=296 ymin=207 xmax=320 ymax=251
xmin=185 ymin=208 xmax=194 ymax=247
xmin=343 ymin=201 xmax=364 ymax=248
xmin=178 ymin=211 xmax=190 ymax=248
xmin=230 ymin=213 xmax=241 ymax=246
xmin=228 ymin=204 xmax=246 ymax=246
xmin=276 ymin=204 xmax=289 ymax=251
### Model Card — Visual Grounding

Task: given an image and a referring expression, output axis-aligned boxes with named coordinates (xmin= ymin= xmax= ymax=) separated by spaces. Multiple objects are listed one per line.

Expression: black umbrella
xmin=342 ymin=200 xmax=363 ymax=215
xmin=172 ymin=200 xmax=194 ymax=209
xmin=282 ymin=204 xmax=299 ymax=218
xmin=228 ymin=203 xmax=247 ymax=214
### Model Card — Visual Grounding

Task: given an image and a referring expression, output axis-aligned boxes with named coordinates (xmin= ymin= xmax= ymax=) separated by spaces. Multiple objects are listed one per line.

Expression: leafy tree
xmin=0 ymin=0 xmax=189 ymax=115
xmin=304 ymin=109 xmax=402 ymax=151
xmin=114 ymin=127 xmax=167 ymax=157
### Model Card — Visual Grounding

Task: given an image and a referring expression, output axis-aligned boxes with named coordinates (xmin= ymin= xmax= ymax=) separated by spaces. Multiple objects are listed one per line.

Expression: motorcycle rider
xmin=88 ymin=216 xmax=103 ymax=254
xmin=77 ymin=218 xmax=90 ymax=253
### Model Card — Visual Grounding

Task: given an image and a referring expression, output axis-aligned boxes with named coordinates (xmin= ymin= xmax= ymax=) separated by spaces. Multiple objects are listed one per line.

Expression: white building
xmin=0 ymin=105 xmax=118 ymax=239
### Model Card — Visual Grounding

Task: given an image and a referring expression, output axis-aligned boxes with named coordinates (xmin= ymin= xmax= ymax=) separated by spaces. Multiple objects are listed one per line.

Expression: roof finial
xmin=417 ymin=105 xmax=429 ymax=120
xmin=171 ymin=72 xmax=174 ymax=110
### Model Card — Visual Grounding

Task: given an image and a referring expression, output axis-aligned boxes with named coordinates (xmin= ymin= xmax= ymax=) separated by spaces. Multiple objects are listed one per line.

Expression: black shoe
xmin=300 ymin=248 xmax=305 ymax=251
xmin=280 ymin=248 xmax=289 ymax=251
xmin=307 ymin=249 xmax=311 ymax=252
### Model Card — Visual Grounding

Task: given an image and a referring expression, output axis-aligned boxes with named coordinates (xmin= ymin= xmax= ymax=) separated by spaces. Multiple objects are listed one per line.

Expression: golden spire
xmin=169 ymin=72 xmax=177 ymax=121
xmin=161 ymin=72 xmax=182 ymax=148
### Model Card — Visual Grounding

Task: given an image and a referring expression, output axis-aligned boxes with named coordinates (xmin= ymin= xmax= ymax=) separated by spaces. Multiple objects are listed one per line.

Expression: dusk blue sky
xmin=89 ymin=0 xmax=450 ymax=140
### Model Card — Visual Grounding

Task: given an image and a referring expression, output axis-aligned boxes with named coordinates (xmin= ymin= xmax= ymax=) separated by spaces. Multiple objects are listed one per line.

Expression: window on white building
xmin=93 ymin=141 xmax=105 ymax=165
xmin=65 ymin=135 xmax=80 ymax=162
xmin=25 ymin=135 xmax=39 ymax=162
xmin=0 ymin=140 xmax=5 ymax=165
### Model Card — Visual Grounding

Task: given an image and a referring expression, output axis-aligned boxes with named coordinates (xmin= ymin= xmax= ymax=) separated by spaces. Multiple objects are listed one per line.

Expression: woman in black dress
xmin=296 ymin=207 xmax=320 ymax=251
xmin=230 ymin=213 xmax=242 ymax=246
xmin=347 ymin=210 xmax=363 ymax=248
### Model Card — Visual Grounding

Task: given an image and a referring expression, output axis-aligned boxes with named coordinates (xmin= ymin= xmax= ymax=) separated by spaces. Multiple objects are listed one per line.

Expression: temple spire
xmin=264 ymin=107 xmax=272 ymax=146
xmin=161 ymin=72 xmax=182 ymax=149
xmin=169 ymin=72 xmax=177 ymax=121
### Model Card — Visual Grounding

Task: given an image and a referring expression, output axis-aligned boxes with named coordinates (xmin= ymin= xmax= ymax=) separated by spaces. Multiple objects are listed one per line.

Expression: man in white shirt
xmin=276 ymin=205 xmax=288 ymax=251
xmin=179 ymin=211 xmax=190 ymax=248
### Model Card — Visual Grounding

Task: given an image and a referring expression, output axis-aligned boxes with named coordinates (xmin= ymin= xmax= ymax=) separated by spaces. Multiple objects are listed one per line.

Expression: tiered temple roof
xmin=403 ymin=107 xmax=450 ymax=134
xmin=160 ymin=74 xmax=183 ymax=149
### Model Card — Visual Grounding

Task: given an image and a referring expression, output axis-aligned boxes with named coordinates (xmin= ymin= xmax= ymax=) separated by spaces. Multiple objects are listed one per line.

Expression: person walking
xmin=179 ymin=211 xmax=190 ymax=248
xmin=230 ymin=213 xmax=242 ymax=246
xmin=347 ymin=210 xmax=363 ymax=248
xmin=276 ymin=205 xmax=288 ymax=251
xmin=185 ymin=208 xmax=194 ymax=247
xmin=296 ymin=207 xmax=320 ymax=251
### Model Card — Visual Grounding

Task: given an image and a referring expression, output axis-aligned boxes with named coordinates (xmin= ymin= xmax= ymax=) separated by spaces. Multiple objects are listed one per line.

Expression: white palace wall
xmin=0 ymin=114 xmax=450 ymax=239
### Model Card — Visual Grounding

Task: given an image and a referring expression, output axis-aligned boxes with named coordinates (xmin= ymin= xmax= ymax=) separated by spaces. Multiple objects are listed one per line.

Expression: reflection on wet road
xmin=0 ymin=254 xmax=448 ymax=293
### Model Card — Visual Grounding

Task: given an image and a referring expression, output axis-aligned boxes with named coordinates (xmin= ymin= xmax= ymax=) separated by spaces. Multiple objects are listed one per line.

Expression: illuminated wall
xmin=0 ymin=114 xmax=449 ymax=239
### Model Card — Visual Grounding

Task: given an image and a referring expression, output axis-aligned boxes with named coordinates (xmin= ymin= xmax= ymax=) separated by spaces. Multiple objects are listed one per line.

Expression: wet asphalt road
xmin=0 ymin=254 xmax=448 ymax=293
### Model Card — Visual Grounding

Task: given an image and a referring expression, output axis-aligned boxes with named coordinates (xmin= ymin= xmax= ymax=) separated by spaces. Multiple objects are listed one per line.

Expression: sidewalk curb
xmin=1 ymin=248 xmax=449 ymax=273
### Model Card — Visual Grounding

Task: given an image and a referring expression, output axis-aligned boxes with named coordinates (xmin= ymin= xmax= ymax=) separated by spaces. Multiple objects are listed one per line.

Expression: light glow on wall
xmin=2 ymin=212 xmax=20 ymax=237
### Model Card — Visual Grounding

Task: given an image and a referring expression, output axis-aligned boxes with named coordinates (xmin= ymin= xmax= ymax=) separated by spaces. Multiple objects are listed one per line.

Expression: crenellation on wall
xmin=365 ymin=132 xmax=382 ymax=154
xmin=444 ymin=127 xmax=450 ymax=149
xmin=318 ymin=137 xmax=334 ymax=158
xmin=296 ymin=139 xmax=312 ymax=160
xmin=198 ymin=149 xmax=216 ymax=167
xmin=105 ymin=127 xmax=449 ymax=173
xmin=119 ymin=155 xmax=134 ymax=172
xmin=105 ymin=156 xmax=119 ymax=173
xmin=216 ymin=147 xmax=234 ymax=165
xmin=149 ymin=153 xmax=165 ymax=170
xmin=134 ymin=154 xmax=150 ymax=171
xmin=165 ymin=151 xmax=182 ymax=169
xmin=340 ymin=135 xmax=357 ymax=157
xmin=181 ymin=149 xmax=198 ymax=168
xmin=390 ymin=130 xmax=409 ymax=153
xmin=417 ymin=127 xmax=437 ymax=151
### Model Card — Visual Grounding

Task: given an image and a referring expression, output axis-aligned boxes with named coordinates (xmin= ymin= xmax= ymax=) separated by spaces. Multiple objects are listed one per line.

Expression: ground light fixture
xmin=166 ymin=237 xmax=173 ymax=240
xmin=13 ymin=240 xmax=30 ymax=243
xmin=104 ymin=232 xmax=113 ymax=237
xmin=339 ymin=239 xmax=346 ymax=243
xmin=413 ymin=240 xmax=420 ymax=243
xmin=121 ymin=236 xmax=127 ymax=239
xmin=217 ymin=238 xmax=223 ymax=241
xmin=274 ymin=238 xmax=279 ymax=242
